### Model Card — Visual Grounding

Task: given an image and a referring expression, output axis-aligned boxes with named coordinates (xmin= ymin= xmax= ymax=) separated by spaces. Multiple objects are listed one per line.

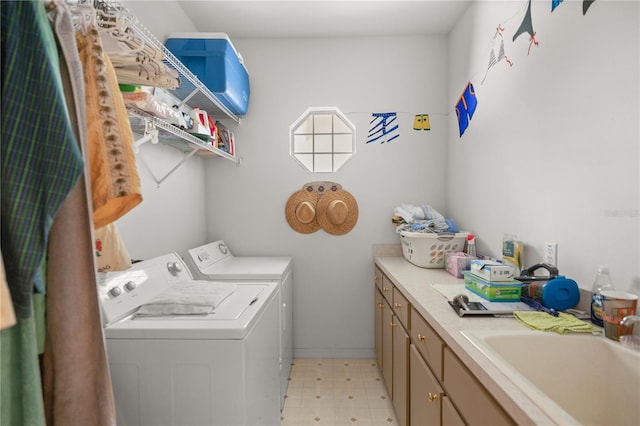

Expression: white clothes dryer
xmin=182 ymin=240 xmax=293 ymax=409
xmin=98 ymin=253 xmax=281 ymax=426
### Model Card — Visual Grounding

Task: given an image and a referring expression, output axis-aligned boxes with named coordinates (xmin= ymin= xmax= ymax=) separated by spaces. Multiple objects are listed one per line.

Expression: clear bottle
xmin=590 ymin=265 xmax=615 ymax=327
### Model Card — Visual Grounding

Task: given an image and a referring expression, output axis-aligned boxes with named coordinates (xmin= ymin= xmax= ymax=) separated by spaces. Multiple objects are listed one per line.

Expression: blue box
xmin=166 ymin=33 xmax=250 ymax=115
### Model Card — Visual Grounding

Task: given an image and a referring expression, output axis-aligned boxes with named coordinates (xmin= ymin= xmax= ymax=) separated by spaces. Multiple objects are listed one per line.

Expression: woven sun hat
xmin=316 ymin=188 xmax=358 ymax=235
xmin=285 ymin=189 xmax=320 ymax=234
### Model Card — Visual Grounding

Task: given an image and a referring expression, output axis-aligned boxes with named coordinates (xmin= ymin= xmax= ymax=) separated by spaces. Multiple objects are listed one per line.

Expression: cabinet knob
xmin=383 ymin=287 xmax=390 ymax=292
xmin=390 ymin=322 xmax=397 ymax=328
xmin=417 ymin=333 xmax=425 ymax=342
xmin=394 ymin=303 xmax=402 ymax=309
xmin=428 ymin=392 xmax=440 ymax=402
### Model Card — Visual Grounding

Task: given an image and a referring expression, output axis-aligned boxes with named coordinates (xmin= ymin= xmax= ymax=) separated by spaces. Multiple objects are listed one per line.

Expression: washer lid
xmin=185 ymin=240 xmax=291 ymax=279
xmin=103 ymin=282 xmax=278 ymax=339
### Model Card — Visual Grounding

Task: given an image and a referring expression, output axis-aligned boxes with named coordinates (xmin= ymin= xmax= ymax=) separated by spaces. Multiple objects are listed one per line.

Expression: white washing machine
xmin=98 ymin=253 xmax=281 ymax=426
xmin=182 ymin=240 xmax=293 ymax=410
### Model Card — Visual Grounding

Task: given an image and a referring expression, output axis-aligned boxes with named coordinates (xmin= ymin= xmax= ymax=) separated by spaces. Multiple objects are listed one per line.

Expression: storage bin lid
xmin=166 ymin=32 xmax=244 ymax=65
xmin=167 ymin=32 xmax=233 ymax=46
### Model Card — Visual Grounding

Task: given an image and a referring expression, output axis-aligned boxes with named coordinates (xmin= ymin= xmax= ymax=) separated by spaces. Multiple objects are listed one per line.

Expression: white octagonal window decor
xmin=290 ymin=106 xmax=356 ymax=173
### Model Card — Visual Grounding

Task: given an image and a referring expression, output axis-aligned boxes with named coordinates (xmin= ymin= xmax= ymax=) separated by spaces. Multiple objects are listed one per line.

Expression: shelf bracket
xmin=139 ymin=147 xmax=200 ymax=188
xmin=173 ymin=88 xmax=200 ymax=109
xmin=133 ymin=120 xmax=159 ymax=153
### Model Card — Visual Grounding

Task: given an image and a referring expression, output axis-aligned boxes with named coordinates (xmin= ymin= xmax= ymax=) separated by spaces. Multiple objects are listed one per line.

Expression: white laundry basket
xmin=400 ymin=231 xmax=468 ymax=268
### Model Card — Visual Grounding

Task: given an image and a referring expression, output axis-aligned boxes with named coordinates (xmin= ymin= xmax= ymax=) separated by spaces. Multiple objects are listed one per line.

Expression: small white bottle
xmin=590 ymin=265 xmax=615 ymax=327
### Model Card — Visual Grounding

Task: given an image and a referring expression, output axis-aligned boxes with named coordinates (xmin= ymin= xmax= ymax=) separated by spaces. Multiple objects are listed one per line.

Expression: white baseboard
xmin=293 ymin=348 xmax=376 ymax=359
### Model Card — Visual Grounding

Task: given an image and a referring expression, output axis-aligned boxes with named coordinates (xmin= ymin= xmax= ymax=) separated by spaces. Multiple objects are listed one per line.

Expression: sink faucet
xmin=620 ymin=315 xmax=640 ymax=327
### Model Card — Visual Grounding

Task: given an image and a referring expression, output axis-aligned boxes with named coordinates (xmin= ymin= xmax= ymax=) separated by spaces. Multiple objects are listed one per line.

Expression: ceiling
xmin=174 ymin=1 xmax=472 ymax=38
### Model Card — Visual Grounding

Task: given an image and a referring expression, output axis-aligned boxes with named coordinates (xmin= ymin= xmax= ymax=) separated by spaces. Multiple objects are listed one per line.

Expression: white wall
xmin=446 ymin=0 xmax=639 ymax=294
xmin=116 ymin=142 xmax=210 ymax=259
xmin=205 ymin=37 xmax=450 ymax=357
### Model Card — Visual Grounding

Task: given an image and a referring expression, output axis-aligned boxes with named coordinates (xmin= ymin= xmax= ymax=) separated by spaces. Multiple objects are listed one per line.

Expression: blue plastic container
xmin=165 ymin=33 xmax=250 ymax=115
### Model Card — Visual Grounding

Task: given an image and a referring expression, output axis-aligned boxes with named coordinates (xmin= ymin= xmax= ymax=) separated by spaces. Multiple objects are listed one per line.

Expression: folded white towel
xmin=135 ymin=281 xmax=237 ymax=317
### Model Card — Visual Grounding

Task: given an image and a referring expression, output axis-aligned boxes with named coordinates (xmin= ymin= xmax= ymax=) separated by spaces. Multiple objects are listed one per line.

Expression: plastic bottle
xmin=466 ymin=234 xmax=476 ymax=257
xmin=590 ymin=265 xmax=615 ymax=327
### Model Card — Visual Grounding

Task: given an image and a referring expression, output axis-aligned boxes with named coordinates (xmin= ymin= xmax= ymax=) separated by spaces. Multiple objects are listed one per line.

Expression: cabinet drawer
xmin=375 ymin=266 xmax=383 ymax=291
xmin=392 ymin=287 xmax=410 ymax=329
xmin=381 ymin=274 xmax=393 ymax=303
xmin=443 ymin=347 xmax=515 ymax=426
xmin=410 ymin=309 xmax=444 ymax=381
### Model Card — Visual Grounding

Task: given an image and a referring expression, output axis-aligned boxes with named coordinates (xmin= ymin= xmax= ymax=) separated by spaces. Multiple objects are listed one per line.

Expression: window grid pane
xmin=290 ymin=107 xmax=355 ymax=173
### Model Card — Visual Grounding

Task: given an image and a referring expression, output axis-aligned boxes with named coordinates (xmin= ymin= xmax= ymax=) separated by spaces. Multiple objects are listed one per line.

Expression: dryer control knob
xmin=108 ymin=287 xmax=122 ymax=298
xmin=167 ymin=261 xmax=183 ymax=275
xmin=124 ymin=281 xmax=137 ymax=292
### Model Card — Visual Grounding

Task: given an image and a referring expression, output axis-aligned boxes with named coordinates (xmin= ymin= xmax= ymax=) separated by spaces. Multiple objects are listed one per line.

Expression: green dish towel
xmin=513 ymin=311 xmax=601 ymax=334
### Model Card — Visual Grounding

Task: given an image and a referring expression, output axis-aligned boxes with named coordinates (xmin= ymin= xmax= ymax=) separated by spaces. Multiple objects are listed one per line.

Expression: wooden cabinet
xmin=393 ymin=287 xmax=410 ymax=329
xmin=411 ymin=309 xmax=444 ymax=382
xmin=392 ymin=319 xmax=409 ymax=426
xmin=381 ymin=274 xmax=393 ymax=303
xmin=375 ymin=288 xmax=384 ymax=371
xmin=382 ymin=296 xmax=394 ymax=397
xmin=441 ymin=396 xmax=465 ymax=426
xmin=443 ymin=347 xmax=515 ymax=426
xmin=374 ymin=264 xmax=516 ymax=426
xmin=375 ymin=267 xmax=410 ymax=426
xmin=410 ymin=345 xmax=442 ymax=426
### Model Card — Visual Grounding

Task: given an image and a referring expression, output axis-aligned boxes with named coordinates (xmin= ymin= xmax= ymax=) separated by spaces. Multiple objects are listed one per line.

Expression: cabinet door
xmin=382 ymin=297 xmax=394 ymax=397
xmin=392 ymin=321 xmax=409 ymax=426
xmin=442 ymin=396 xmax=465 ymax=426
xmin=443 ymin=347 xmax=515 ymax=426
xmin=410 ymin=345 xmax=442 ymax=426
xmin=375 ymin=288 xmax=384 ymax=372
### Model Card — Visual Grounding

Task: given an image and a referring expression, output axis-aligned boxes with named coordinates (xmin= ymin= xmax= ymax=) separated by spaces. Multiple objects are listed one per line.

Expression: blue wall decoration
xmin=455 ymin=82 xmax=478 ymax=137
xmin=552 ymin=0 xmax=564 ymax=12
xmin=366 ymin=112 xmax=399 ymax=144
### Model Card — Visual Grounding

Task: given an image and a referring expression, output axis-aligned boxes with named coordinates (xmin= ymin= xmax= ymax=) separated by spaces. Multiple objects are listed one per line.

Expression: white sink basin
xmin=462 ymin=329 xmax=640 ymax=425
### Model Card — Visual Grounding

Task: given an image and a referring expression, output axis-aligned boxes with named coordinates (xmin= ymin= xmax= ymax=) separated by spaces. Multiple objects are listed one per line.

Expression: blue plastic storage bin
xmin=165 ymin=33 xmax=250 ymax=115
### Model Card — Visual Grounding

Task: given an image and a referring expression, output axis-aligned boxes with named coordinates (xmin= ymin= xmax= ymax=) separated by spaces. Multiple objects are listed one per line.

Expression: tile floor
xmin=281 ymin=359 xmax=399 ymax=426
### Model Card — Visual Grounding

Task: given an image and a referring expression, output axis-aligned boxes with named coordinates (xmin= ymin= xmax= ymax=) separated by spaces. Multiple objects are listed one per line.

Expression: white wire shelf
xmin=97 ymin=0 xmax=240 ymax=123
xmin=128 ymin=109 xmax=237 ymax=162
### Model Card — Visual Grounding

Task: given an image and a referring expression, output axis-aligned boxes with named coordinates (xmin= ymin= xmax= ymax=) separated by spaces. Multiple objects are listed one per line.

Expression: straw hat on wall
xmin=285 ymin=189 xmax=320 ymax=234
xmin=316 ymin=188 xmax=358 ymax=235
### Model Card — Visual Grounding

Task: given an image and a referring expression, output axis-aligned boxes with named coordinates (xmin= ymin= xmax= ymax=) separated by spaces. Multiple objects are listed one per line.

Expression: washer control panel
xmin=97 ymin=253 xmax=192 ymax=326
xmin=186 ymin=240 xmax=233 ymax=272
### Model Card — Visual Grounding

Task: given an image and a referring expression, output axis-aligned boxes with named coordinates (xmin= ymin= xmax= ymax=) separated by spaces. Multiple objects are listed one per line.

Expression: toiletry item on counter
xmin=590 ymin=265 xmax=615 ymax=327
xmin=445 ymin=252 xmax=471 ymax=278
xmin=466 ymin=234 xmax=476 ymax=257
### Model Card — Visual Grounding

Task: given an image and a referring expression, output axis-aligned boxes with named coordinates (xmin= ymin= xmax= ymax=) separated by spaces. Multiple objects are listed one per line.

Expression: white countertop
xmin=374 ymin=255 xmax=557 ymax=425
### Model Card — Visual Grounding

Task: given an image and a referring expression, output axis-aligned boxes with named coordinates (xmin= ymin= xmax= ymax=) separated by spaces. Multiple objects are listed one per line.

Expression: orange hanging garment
xmin=76 ymin=27 xmax=142 ymax=228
